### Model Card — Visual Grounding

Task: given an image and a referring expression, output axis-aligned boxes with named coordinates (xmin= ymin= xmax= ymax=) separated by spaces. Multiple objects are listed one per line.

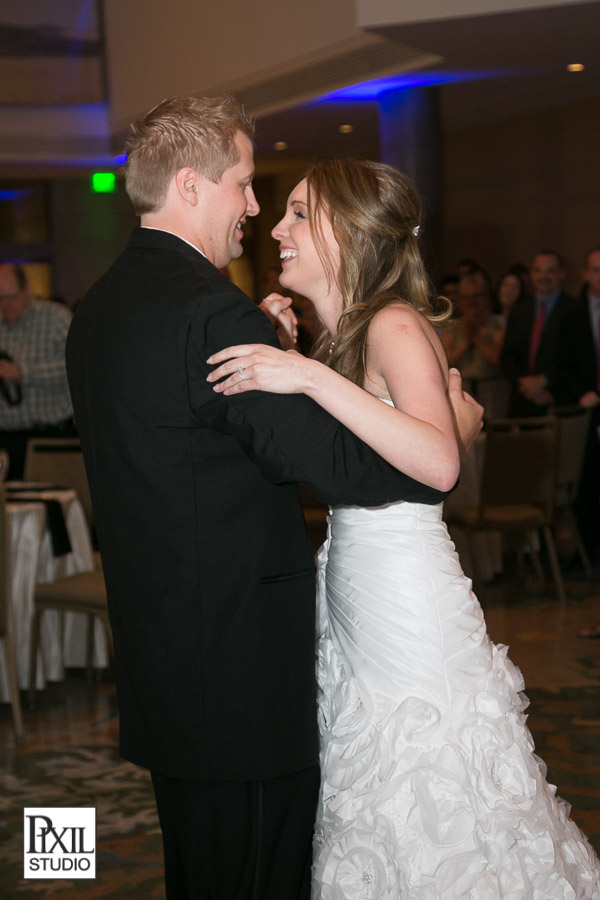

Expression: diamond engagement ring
xmin=237 ymin=366 xmax=246 ymax=381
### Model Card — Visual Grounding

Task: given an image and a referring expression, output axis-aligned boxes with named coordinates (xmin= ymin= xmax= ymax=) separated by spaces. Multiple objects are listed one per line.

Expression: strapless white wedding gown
xmin=312 ymin=499 xmax=600 ymax=898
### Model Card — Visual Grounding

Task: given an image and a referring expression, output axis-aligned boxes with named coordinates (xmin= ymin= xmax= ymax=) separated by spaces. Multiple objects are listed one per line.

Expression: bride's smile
xmin=271 ymin=178 xmax=342 ymax=335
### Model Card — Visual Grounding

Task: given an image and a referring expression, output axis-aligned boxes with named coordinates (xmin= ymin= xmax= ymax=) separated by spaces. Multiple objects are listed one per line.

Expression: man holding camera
xmin=0 ymin=262 xmax=74 ymax=478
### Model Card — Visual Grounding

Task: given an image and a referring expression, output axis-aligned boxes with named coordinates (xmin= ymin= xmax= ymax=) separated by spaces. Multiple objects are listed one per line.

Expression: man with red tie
xmin=501 ymin=249 xmax=575 ymax=417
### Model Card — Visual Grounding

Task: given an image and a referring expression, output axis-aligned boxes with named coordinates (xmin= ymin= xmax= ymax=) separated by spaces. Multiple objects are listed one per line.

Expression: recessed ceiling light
xmin=567 ymin=63 xmax=584 ymax=72
xmin=338 ymin=124 xmax=353 ymax=134
xmin=274 ymin=141 xmax=288 ymax=150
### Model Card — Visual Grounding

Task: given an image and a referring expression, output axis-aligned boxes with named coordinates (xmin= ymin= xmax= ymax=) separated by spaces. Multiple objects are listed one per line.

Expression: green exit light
xmin=90 ymin=172 xmax=117 ymax=193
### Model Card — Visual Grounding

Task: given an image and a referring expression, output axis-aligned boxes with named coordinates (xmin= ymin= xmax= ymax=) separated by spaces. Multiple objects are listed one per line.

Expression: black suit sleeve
xmin=186 ymin=289 xmax=448 ymax=507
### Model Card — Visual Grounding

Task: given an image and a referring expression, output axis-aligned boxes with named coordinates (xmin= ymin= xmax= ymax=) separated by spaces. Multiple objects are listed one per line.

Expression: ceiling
xmin=377 ymin=1 xmax=600 ymax=131
xmin=253 ymin=1 xmax=600 ymax=166
xmin=0 ymin=0 xmax=598 ymax=175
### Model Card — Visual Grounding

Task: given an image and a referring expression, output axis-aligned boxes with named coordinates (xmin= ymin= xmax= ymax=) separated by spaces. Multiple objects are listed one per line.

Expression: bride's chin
xmin=279 ymin=272 xmax=296 ymax=291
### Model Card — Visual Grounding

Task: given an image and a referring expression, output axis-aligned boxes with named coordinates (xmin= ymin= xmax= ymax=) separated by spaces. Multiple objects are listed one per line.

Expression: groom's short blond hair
xmin=125 ymin=94 xmax=254 ymax=215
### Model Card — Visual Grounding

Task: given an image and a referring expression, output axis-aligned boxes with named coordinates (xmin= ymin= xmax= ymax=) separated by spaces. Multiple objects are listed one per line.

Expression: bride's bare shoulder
xmin=367 ymin=302 xmax=448 ymax=376
xmin=368 ymin=302 xmax=432 ymax=341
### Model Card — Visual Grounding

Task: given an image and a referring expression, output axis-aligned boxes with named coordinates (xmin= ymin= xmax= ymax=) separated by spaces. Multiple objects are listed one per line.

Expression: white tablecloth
xmin=0 ymin=487 xmax=108 ymax=703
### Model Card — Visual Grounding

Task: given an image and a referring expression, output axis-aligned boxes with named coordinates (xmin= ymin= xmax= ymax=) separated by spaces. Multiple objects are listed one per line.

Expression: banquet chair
xmin=551 ymin=406 xmax=592 ymax=576
xmin=28 ymin=566 xmax=113 ymax=708
xmin=0 ymin=486 xmax=25 ymax=741
xmin=24 ymin=438 xmax=94 ymax=537
xmin=445 ymin=417 xmax=565 ymax=603
xmin=24 ymin=436 xmax=101 ymax=568
xmin=0 ymin=447 xmax=9 ymax=482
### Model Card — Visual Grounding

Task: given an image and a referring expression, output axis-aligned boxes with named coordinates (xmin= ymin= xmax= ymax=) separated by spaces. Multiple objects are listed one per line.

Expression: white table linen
xmin=0 ymin=487 xmax=107 ymax=703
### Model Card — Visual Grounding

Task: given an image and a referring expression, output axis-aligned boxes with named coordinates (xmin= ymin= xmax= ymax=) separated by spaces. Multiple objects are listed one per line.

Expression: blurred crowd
xmin=438 ymin=250 xmax=600 ymax=421
xmin=438 ymin=247 xmax=600 ymax=569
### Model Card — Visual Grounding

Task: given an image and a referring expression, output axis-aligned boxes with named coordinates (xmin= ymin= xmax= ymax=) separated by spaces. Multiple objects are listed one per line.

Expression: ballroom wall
xmin=49 ymin=177 xmax=136 ymax=308
xmin=442 ymin=94 xmax=600 ymax=290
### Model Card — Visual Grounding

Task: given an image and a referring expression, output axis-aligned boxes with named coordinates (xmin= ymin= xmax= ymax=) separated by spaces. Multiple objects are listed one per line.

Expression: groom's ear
xmin=175 ymin=168 xmax=200 ymax=205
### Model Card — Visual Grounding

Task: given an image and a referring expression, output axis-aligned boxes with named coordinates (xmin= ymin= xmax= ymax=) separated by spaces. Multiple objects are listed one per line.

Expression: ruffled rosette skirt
xmin=313 ymin=501 xmax=600 ymax=899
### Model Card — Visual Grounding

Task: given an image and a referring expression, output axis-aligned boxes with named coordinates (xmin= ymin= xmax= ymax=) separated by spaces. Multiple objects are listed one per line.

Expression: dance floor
xmin=1 ymin=566 xmax=599 ymax=898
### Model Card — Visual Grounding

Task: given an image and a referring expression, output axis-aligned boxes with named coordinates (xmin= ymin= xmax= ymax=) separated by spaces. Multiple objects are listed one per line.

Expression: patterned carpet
xmin=526 ymin=684 xmax=600 ymax=852
xmin=0 ymin=681 xmax=164 ymax=899
xmin=1 ymin=588 xmax=599 ymax=898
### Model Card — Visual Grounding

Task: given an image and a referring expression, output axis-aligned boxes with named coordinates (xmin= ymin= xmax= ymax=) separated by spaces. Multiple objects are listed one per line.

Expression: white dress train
xmin=312 ymin=498 xmax=600 ymax=898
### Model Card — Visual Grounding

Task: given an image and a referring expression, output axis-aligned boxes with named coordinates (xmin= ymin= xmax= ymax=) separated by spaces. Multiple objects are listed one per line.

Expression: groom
xmin=66 ymin=94 xmax=482 ymax=900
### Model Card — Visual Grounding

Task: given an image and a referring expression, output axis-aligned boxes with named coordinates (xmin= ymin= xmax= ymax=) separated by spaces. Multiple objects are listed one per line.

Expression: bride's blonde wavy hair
xmin=306 ymin=158 xmax=451 ymax=386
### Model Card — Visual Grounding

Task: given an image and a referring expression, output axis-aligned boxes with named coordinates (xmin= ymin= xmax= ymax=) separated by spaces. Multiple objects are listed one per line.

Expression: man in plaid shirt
xmin=0 ymin=262 xmax=74 ymax=478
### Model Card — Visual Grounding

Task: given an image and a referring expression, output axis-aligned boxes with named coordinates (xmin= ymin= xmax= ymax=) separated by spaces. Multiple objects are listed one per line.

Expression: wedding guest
xmin=0 ymin=262 xmax=74 ymax=478
xmin=442 ymin=271 xmax=509 ymax=418
xmin=506 ymin=261 xmax=533 ymax=296
xmin=496 ymin=267 xmax=529 ymax=318
xmin=501 ymin=249 xmax=575 ymax=417
xmin=558 ymin=247 xmax=600 ymax=567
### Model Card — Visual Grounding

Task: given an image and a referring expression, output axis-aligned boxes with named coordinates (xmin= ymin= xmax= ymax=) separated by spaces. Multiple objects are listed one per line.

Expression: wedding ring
xmin=237 ymin=366 xmax=246 ymax=381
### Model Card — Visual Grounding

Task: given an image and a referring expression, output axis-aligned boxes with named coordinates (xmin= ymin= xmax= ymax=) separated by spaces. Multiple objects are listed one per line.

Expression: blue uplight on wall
xmin=0 ymin=189 xmax=34 ymax=202
xmin=315 ymin=70 xmax=516 ymax=103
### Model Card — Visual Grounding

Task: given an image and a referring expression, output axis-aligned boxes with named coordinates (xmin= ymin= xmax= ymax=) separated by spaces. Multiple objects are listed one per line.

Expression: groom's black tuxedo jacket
xmin=66 ymin=228 xmax=446 ymax=782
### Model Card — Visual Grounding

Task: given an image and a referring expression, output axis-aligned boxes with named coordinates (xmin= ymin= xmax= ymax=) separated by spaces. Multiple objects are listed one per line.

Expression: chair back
xmin=0 ymin=448 xmax=9 ymax=483
xmin=480 ymin=417 xmax=558 ymax=520
xmin=0 ymin=485 xmax=8 ymax=639
xmin=24 ymin=438 xmax=94 ymax=532
xmin=551 ymin=406 xmax=591 ymax=506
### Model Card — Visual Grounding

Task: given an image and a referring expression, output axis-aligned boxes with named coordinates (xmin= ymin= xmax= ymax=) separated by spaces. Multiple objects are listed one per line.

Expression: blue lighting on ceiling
xmin=316 ymin=70 xmax=514 ymax=102
xmin=0 ymin=189 xmax=34 ymax=201
xmin=16 ymin=152 xmax=128 ymax=170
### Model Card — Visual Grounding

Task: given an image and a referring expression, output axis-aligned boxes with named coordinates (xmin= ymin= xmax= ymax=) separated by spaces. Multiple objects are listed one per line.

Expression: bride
xmin=207 ymin=159 xmax=600 ymax=897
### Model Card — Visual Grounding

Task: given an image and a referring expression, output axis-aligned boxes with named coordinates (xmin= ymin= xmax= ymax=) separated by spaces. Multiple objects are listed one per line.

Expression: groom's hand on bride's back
xmin=447 ymin=368 xmax=484 ymax=458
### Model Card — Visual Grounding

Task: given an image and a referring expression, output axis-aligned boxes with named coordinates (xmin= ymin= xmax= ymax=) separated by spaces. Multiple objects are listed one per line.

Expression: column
xmin=378 ymin=87 xmax=443 ymax=278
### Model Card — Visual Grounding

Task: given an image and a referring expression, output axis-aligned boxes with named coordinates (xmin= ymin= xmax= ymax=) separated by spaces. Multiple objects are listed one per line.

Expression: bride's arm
xmin=207 ymin=308 xmax=475 ymax=491
xmin=363 ymin=305 xmax=460 ymax=490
